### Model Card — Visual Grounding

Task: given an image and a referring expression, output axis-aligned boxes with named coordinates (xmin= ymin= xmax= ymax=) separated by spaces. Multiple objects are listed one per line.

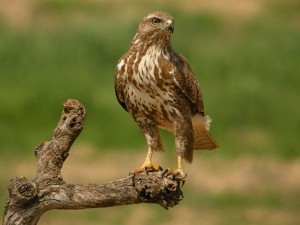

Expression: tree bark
xmin=2 ymin=99 xmax=184 ymax=225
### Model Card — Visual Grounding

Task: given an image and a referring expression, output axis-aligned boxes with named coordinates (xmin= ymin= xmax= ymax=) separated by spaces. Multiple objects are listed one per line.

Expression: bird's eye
xmin=151 ymin=18 xmax=161 ymax=25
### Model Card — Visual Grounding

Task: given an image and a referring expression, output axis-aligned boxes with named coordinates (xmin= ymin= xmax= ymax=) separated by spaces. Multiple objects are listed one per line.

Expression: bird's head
xmin=136 ymin=11 xmax=174 ymax=44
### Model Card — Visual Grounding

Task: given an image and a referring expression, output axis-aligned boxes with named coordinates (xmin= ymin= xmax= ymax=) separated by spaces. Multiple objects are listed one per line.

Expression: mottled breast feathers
xmin=114 ymin=49 xmax=204 ymax=117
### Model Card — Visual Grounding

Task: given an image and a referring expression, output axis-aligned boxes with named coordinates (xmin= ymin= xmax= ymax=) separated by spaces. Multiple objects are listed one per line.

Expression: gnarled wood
xmin=2 ymin=99 xmax=184 ymax=225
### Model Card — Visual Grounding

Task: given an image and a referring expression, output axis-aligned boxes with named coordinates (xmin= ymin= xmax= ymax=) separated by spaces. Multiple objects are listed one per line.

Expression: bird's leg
xmin=141 ymin=147 xmax=161 ymax=171
xmin=141 ymin=147 xmax=153 ymax=167
xmin=130 ymin=147 xmax=161 ymax=174
xmin=176 ymin=156 xmax=184 ymax=175
xmin=130 ymin=122 xmax=163 ymax=174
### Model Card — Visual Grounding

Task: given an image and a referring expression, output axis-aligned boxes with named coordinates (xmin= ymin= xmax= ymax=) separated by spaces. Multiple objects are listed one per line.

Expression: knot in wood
xmin=8 ymin=177 xmax=38 ymax=207
xmin=134 ymin=172 xmax=184 ymax=209
xmin=68 ymin=115 xmax=84 ymax=132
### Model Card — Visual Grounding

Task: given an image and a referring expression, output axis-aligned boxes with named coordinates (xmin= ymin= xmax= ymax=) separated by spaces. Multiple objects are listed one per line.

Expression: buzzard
xmin=115 ymin=11 xmax=219 ymax=175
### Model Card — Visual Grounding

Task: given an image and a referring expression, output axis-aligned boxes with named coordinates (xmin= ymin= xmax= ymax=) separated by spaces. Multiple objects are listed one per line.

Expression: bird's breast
xmin=118 ymin=46 xmax=179 ymax=126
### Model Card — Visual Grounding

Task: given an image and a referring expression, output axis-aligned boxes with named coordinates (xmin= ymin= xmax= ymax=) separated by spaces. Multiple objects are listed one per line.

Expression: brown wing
xmin=172 ymin=53 xmax=204 ymax=115
xmin=114 ymin=56 xmax=128 ymax=112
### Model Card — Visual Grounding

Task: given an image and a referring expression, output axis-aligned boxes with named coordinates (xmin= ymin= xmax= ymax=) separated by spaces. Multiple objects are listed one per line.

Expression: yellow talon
xmin=165 ymin=156 xmax=186 ymax=177
xmin=130 ymin=162 xmax=161 ymax=174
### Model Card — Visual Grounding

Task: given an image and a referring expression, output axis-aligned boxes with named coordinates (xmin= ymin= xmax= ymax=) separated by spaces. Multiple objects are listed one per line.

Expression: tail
xmin=192 ymin=114 xmax=219 ymax=150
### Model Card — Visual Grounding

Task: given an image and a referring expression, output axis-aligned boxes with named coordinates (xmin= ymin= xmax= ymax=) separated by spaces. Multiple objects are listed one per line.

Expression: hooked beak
xmin=166 ymin=19 xmax=174 ymax=33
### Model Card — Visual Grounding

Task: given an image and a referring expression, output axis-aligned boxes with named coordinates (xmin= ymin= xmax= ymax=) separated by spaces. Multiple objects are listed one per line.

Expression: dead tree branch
xmin=2 ymin=99 xmax=184 ymax=225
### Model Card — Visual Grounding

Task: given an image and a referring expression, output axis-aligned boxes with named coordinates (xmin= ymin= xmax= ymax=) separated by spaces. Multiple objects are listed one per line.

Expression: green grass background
xmin=0 ymin=0 xmax=299 ymax=224
xmin=0 ymin=0 xmax=299 ymax=158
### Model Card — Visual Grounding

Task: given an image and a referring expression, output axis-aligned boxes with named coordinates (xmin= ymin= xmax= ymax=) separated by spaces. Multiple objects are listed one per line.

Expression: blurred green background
xmin=1 ymin=0 xmax=299 ymax=224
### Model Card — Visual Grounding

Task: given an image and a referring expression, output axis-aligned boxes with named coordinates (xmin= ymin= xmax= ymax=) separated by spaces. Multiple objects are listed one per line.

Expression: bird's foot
xmin=130 ymin=162 xmax=162 ymax=175
xmin=165 ymin=168 xmax=187 ymax=179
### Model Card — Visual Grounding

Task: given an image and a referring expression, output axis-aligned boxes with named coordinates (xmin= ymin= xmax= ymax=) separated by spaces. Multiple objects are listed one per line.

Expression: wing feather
xmin=172 ymin=53 xmax=204 ymax=115
xmin=114 ymin=56 xmax=128 ymax=112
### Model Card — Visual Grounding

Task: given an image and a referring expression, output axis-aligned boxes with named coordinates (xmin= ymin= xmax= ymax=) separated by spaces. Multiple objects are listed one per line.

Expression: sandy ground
xmin=4 ymin=145 xmax=299 ymax=193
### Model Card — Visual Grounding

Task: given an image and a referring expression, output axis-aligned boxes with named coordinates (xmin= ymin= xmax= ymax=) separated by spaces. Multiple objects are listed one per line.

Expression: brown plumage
xmin=115 ymin=11 xmax=219 ymax=174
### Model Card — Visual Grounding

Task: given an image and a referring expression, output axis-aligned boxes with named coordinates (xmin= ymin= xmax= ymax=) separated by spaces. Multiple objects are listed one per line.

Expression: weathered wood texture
xmin=2 ymin=99 xmax=184 ymax=225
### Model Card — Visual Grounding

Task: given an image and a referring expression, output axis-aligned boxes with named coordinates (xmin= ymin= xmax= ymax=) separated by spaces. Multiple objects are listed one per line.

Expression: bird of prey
xmin=114 ymin=11 xmax=219 ymax=175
